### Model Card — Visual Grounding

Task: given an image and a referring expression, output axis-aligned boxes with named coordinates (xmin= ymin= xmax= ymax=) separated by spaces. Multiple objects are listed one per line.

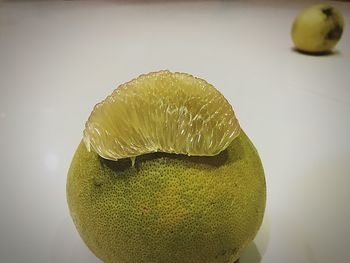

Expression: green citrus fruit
xmin=67 ymin=71 xmax=266 ymax=263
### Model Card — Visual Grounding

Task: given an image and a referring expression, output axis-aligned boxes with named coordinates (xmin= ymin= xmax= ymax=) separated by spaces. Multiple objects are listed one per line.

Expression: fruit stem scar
xmin=322 ymin=7 xmax=333 ymax=17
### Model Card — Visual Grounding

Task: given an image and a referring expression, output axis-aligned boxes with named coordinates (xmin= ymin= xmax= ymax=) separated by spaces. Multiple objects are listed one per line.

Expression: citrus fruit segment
xmin=83 ymin=70 xmax=240 ymax=160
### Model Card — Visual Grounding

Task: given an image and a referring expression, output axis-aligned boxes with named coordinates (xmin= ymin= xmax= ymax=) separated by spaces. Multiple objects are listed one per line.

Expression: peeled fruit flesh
xmin=291 ymin=4 xmax=344 ymax=53
xmin=67 ymin=131 xmax=266 ymax=263
xmin=84 ymin=70 xmax=240 ymax=161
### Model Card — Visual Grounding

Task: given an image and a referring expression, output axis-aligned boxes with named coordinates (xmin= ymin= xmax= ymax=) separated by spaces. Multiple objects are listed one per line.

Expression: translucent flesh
xmin=83 ymin=70 xmax=240 ymax=160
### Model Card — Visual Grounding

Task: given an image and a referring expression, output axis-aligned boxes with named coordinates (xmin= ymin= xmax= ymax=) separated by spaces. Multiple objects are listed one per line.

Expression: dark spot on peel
xmin=215 ymin=249 xmax=228 ymax=259
xmin=141 ymin=206 xmax=150 ymax=216
xmin=93 ymin=178 xmax=103 ymax=187
xmin=326 ymin=24 xmax=343 ymax=40
xmin=322 ymin=7 xmax=333 ymax=18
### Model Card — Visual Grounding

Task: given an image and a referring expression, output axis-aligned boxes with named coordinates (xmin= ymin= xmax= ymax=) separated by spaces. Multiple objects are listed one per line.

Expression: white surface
xmin=1 ymin=0 xmax=350 ymax=262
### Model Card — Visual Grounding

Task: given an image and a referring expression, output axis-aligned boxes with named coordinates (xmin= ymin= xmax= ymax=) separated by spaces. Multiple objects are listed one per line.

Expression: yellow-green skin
xmin=67 ymin=131 xmax=266 ymax=263
xmin=291 ymin=4 xmax=344 ymax=53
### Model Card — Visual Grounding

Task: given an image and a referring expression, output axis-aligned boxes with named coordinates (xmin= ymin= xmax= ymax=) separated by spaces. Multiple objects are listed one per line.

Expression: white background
xmin=1 ymin=0 xmax=350 ymax=262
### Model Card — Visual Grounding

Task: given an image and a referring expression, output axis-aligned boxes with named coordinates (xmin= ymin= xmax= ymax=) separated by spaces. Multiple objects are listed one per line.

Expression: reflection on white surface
xmin=1 ymin=0 xmax=350 ymax=263
xmin=50 ymin=217 xmax=100 ymax=263
xmin=253 ymin=213 xmax=270 ymax=259
xmin=44 ymin=151 xmax=60 ymax=173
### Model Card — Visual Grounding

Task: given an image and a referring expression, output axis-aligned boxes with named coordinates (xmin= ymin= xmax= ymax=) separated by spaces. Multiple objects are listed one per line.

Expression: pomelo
xmin=67 ymin=131 xmax=266 ymax=263
xmin=67 ymin=71 xmax=266 ymax=263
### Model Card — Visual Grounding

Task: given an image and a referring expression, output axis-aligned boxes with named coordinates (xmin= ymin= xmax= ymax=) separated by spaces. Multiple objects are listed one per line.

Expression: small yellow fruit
xmin=291 ymin=4 xmax=344 ymax=53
